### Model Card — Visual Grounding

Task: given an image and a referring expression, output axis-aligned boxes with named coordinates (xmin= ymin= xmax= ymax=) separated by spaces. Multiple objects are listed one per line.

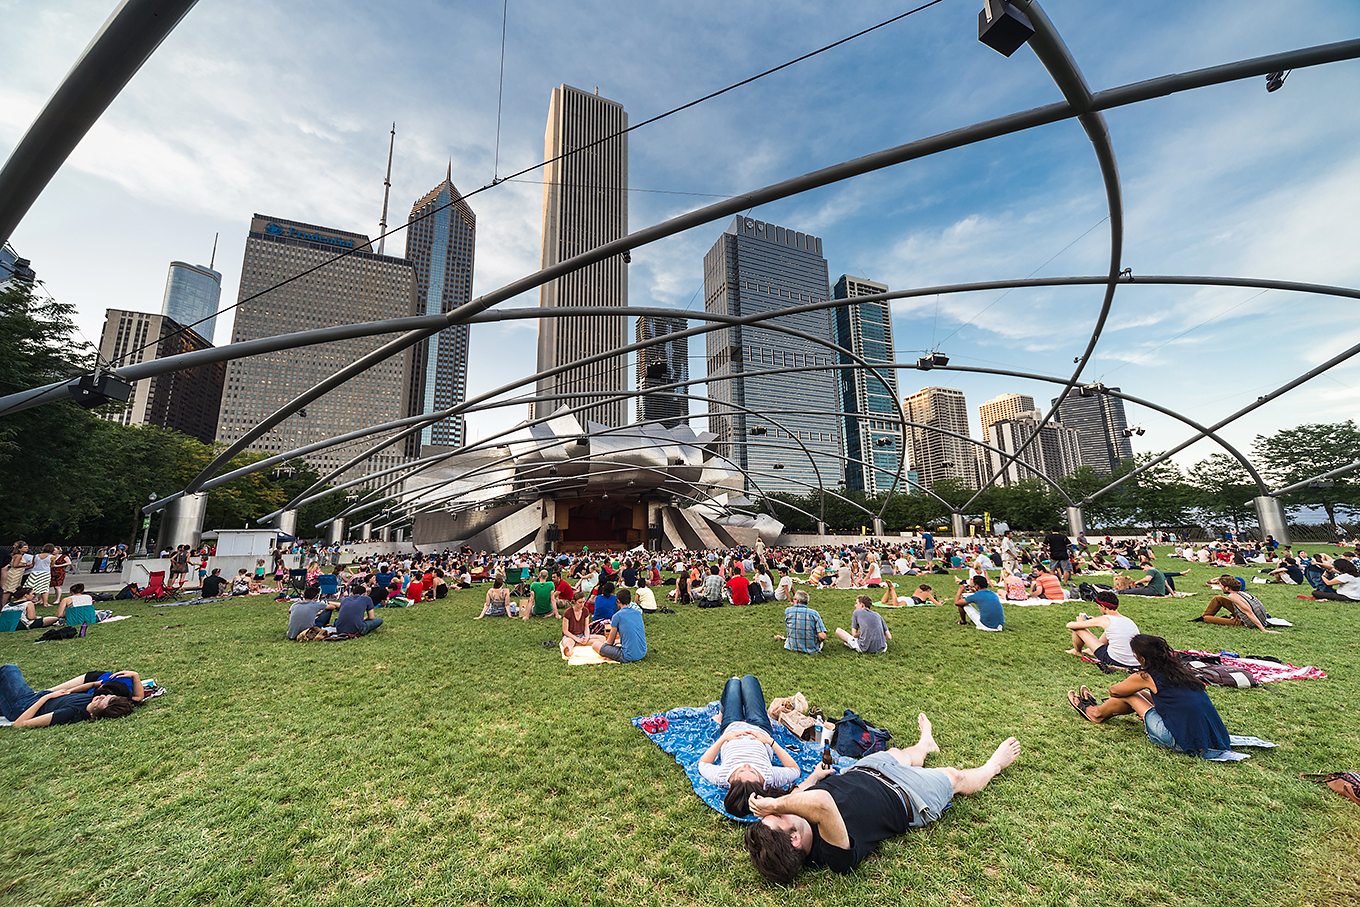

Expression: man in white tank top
xmin=1064 ymin=590 xmax=1139 ymax=668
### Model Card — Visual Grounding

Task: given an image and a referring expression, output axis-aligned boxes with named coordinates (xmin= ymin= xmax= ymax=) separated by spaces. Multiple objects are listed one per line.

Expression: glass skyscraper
xmin=902 ymin=386 xmax=974 ymax=491
xmin=1053 ymin=388 xmax=1134 ymax=474
xmin=534 ymin=85 xmax=629 ymax=428
xmin=703 ymin=216 xmax=841 ymax=495
xmin=635 ymin=314 xmax=689 ymax=428
xmin=161 ymin=261 xmax=222 ymax=343
xmin=405 ymin=168 xmax=476 ymax=451
xmin=832 ymin=275 xmax=903 ymax=495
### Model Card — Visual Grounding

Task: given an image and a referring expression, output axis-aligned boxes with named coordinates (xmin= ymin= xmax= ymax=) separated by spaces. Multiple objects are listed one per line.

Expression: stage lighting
xmin=1266 ymin=70 xmax=1288 ymax=92
xmin=68 ymin=373 xmax=133 ymax=409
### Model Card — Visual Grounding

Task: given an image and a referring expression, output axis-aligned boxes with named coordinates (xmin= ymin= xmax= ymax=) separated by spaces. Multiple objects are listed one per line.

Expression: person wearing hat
xmin=1064 ymin=590 xmax=1139 ymax=669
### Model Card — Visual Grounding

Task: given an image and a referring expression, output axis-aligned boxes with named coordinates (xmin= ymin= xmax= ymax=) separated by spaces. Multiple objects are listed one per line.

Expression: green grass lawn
xmin=3 ymin=549 xmax=1358 ymax=907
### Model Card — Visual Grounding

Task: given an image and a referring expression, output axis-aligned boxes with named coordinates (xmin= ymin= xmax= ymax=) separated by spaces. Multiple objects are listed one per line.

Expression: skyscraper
xmin=704 ymin=216 xmax=841 ymax=495
xmin=1053 ymin=387 xmax=1133 ymax=474
xmin=0 ymin=241 xmax=35 ymax=290
xmin=161 ymin=261 xmax=222 ymax=343
xmin=635 ymin=314 xmax=688 ymax=428
xmin=983 ymin=408 xmax=1083 ymax=486
xmin=534 ymin=84 xmax=628 ymax=428
xmin=405 ymin=167 xmax=476 ymax=451
xmin=979 ymin=393 xmax=1035 ymax=437
xmin=217 ymin=215 xmax=416 ymax=485
xmin=902 ymin=386 xmax=973 ymax=490
xmin=97 ymin=309 xmax=224 ymax=444
xmin=832 ymin=275 xmax=903 ymax=495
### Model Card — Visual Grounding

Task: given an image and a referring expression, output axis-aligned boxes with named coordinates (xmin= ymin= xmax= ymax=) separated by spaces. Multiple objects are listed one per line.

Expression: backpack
xmin=1077 ymin=582 xmax=1113 ymax=602
xmin=831 ymin=709 xmax=893 ymax=758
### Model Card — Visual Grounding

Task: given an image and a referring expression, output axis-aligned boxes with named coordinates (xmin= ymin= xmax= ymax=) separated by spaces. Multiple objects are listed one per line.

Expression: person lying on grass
xmin=1067 ymin=634 xmax=1233 ymax=759
xmin=1 ymin=665 xmax=145 ymax=728
xmin=834 ymin=596 xmax=891 ymax=653
xmin=745 ymin=714 xmax=1021 ymax=883
xmin=1064 ymin=590 xmax=1140 ymax=669
xmin=699 ymin=674 xmax=801 ymax=817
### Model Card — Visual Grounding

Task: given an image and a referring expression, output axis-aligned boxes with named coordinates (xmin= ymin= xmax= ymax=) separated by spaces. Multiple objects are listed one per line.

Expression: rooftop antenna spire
xmin=209 ymin=232 xmax=218 ymax=270
xmin=377 ymin=122 xmax=395 ymax=255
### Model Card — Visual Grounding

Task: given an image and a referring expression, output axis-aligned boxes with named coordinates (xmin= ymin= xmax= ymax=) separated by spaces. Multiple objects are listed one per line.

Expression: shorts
xmin=1092 ymin=645 xmax=1137 ymax=670
xmin=1054 ymin=560 xmax=1073 ymax=573
xmin=599 ymin=643 xmax=641 ymax=663
xmin=1142 ymin=708 xmax=1184 ymax=752
xmin=852 ymin=752 xmax=954 ymax=827
xmin=843 ymin=636 xmax=885 ymax=653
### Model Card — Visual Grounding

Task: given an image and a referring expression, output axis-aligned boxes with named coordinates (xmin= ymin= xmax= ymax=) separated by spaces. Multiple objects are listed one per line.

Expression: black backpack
xmin=831 ymin=709 xmax=893 ymax=757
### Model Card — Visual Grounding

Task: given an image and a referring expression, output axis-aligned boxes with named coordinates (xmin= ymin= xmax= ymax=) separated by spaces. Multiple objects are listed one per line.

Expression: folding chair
xmin=137 ymin=572 xmax=170 ymax=601
xmin=317 ymin=573 xmax=340 ymax=601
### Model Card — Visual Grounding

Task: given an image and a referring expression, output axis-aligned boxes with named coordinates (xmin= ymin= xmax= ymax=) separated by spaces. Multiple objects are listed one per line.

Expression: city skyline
xmin=833 ymin=274 xmax=904 ymax=495
xmin=159 ymin=260 xmax=222 ymax=345
xmin=5 ymin=2 xmax=1359 ymax=479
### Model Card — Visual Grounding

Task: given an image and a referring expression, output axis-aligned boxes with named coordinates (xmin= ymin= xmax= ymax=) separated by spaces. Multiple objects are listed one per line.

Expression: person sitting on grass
xmin=1195 ymin=576 xmax=1279 ymax=632
xmin=699 ymin=674 xmax=802 ymax=816
xmin=231 ymin=569 xmax=253 ymax=596
xmin=774 ymin=567 xmax=795 ymax=602
xmin=954 ymin=575 xmax=1004 ymax=630
xmin=727 ymin=566 xmax=751 ymax=606
xmin=590 ymin=588 xmax=646 ymax=663
xmin=1117 ymin=557 xmax=1169 ymax=597
xmin=1064 ymin=590 xmax=1139 ymax=668
xmin=4 ymin=588 xmax=59 ymax=630
xmin=775 ymin=590 xmax=826 ymax=653
xmin=475 ymin=577 xmax=514 ymax=619
xmin=331 ymin=581 xmax=383 ymax=636
xmin=834 ymin=595 xmax=891 ymax=653
xmin=560 ymin=591 xmax=594 ymax=657
xmin=201 ymin=568 xmax=228 ymax=598
xmin=287 ymin=586 xmax=324 ymax=640
xmin=55 ymin=583 xmax=95 ymax=623
xmin=999 ymin=567 xmax=1028 ymax=602
xmin=0 ymin=664 xmax=145 ymax=728
xmin=589 ymin=579 xmax=619 ymax=633
xmin=745 ymin=714 xmax=1021 ymax=883
xmin=1028 ymin=563 xmax=1066 ymax=601
xmin=634 ymin=577 xmax=658 ymax=613
xmin=1067 ymin=634 xmax=1233 ymax=759
xmin=522 ymin=569 xmax=559 ymax=621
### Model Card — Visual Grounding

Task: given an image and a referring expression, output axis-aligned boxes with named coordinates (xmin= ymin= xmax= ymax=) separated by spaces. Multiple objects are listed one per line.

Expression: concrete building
xmin=902 ymin=386 xmax=973 ymax=490
xmin=405 ymin=167 xmax=476 ymax=452
xmin=216 ymin=214 xmax=416 ymax=486
xmin=161 ymin=261 xmax=222 ymax=344
xmin=832 ymin=275 xmax=903 ymax=495
xmin=96 ymin=310 xmax=224 ymax=444
xmin=635 ymin=314 xmax=689 ymax=428
xmin=979 ymin=393 xmax=1035 ymax=437
xmin=704 ymin=216 xmax=841 ymax=495
xmin=1053 ymin=387 xmax=1133 ymax=474
xmin=0 ymin=241 xmax=35 ymax=290
xmin=533 ymin=85 xmax=629 ymax=428
xmin=983 ymin=408 xmax=1084 ymax=486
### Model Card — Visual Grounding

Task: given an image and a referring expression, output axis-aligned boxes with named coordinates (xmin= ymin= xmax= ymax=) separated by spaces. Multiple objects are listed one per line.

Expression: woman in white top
xmin=698 ymin=674 xmax=802 ymax=817
xmin=864 ymin=557 xmax=882 ymax=588
xmin=1064 ymin=590 xmax=1139 ymax=668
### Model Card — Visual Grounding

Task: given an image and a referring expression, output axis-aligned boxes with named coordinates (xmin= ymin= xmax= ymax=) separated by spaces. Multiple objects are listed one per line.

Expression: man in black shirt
xmin=201 ymin=569 xmax=228 ymax=597
xmin=1045 ymin=528 xmax=1073 ymax=583
xmin=745 ymin=715 xmax=1020 ymax=884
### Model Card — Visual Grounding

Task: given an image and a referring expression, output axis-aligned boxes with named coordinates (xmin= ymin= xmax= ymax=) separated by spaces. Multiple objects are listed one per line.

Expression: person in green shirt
xmin=522 ymin=570 xmax=560 ymax=620
xmin=1121 ymin=557 xmax=1168 ymax=597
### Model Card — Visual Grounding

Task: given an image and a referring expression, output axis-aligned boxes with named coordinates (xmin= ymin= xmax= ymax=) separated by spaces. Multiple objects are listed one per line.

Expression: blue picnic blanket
xmin=632 ymin=702 xmax=857 ymax=822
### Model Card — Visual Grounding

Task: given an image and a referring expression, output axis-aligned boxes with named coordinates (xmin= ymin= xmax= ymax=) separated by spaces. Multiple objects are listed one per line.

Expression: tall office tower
xmin=0 ymin=241 xmax=35 ymax=289
xmin=534 ymin=85 xmax=629 ymax=427
xmin=902 ymin=386 xmax=973 ymax=490
xmin=704 ymin=216 xmax=841 ymax=495
xmin=983 ymin=408 xmax=1083 ymax=486
xmin=405 ymin=167 xmax=476 ymax=453
xmin=161 ymin=261 xmax=222 ymax=343
xmin=1053 ymin=388 xmax=1133 ymax=474
xmin=96 ymin=310 xmax=224 ymax=443
xmin=635 ymin=314 xmax=689 ymax=428
xmin=832 ymin=275 xmax=903 ymax=495
xmin=217 ymin=215 xmax=416 ymax=486
xmin=979 ymin=393 xmax=1035 ymax=437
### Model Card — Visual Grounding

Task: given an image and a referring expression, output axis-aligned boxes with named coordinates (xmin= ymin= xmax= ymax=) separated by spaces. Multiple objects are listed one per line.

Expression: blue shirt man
xmin=782 ymin=591 xmax=827 ymax=653
xmin=595 ymin=589 xmax=646 ymax=662
xmin=954 ymin=575 xmax=1004 ymax=630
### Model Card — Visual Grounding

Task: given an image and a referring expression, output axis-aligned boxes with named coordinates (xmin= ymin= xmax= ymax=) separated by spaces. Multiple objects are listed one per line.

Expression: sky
xmin=4 ymin=0 xmax=1360 ymax=486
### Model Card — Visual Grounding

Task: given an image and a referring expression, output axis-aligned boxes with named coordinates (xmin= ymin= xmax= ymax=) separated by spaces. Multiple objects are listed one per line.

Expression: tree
xmin=1126 ymin=454 xmax=1195 ymax=531
xmin=1254 ymin=422 xmax=1360 ymax=534
xmin=1057 ymin=462 xmax=1137 ymax=529
xmin=1188 ymin=453 xmax=1258 ymax=533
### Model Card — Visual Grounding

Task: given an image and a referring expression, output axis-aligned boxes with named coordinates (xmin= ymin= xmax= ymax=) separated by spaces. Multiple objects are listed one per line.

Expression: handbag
xmin=1301 ymin=772 xmax=1360 ymax=806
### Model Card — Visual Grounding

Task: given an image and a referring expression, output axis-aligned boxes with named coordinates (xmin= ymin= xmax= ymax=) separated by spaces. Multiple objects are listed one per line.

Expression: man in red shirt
xmin=726 ymin=568 xmax=751 ymax=605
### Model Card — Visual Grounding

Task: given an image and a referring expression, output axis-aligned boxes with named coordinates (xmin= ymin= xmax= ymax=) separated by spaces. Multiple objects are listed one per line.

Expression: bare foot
xmin=1064 ymin=648 xmax=1081 ymax=656
xmin=917 ymin=713 xmax=940 ymax=754
xmin=985 ymin=737 xmax=1021 ymax=772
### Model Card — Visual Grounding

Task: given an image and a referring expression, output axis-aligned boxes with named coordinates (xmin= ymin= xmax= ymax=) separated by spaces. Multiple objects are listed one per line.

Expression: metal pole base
xmin=1065 ymin=505 xmax=1086 ymax=539
xmin=327 ymin=519 xmax=345 ymax=545
xmin=950 ymin=513 xmax=966 ymax=538
xmin=162 ymin=492 xmax=207 ymax=550
xmin=1253 ymin=496 xmax=1290 ymax=545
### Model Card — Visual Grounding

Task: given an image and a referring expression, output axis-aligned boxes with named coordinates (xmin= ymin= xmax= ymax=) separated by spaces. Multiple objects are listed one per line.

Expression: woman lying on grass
xmin=699 ymin=674 xmax=801 ymax=817
xmin=1 ymin=665 xmax=145 ymax=728
xmin=1067 ymin=634 xmax=1232 ymax=758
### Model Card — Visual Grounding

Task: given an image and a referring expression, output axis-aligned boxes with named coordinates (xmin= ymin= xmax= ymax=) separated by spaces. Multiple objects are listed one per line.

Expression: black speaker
xmin=546 ymin=524 xmax=561 ymax=542
xmin=648 ymin=525 xmax=661 ymax=541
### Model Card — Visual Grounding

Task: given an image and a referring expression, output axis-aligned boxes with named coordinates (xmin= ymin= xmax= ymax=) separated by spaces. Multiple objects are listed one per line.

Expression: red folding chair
xmin=137 ymin=571 xmax=171 ymax=601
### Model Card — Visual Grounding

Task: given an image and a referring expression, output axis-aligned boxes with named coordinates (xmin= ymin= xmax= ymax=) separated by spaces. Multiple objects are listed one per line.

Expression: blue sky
xmin=4 ymin=0 xmax=1360 ymax=479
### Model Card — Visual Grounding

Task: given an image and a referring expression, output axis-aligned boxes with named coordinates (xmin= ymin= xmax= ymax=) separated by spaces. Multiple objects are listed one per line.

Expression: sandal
xmin=1079 ymin=686 xmax=1096 ymax=705
xmin=1067 ymin=690 xmax=1095 ymax=721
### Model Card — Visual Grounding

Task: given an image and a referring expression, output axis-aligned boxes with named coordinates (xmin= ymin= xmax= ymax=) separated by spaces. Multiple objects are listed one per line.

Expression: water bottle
xmin=813 ymin=709 xmax=824 ymax=746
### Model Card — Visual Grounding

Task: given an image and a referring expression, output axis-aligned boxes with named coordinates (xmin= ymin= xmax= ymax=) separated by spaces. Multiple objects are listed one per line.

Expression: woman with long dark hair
xmin=1067 ymin=634 xmax=1232 ymax=757
xmin=698 ymin=674 xmax=801 ymax=817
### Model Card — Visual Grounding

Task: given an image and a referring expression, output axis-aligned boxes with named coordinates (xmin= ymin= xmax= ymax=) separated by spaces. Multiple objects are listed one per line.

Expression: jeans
xmin=719 ymin=674 xmax=773 ymax=734
xmin=0 ymin=664 xmax=41 ymax=722
xmin=359 ymin=617 xmax=383 ymax=635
